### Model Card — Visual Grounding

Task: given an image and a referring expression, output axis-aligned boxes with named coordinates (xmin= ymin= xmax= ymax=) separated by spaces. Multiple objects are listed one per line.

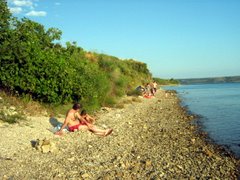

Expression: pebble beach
xmin=0 ymin=90 xmax=239 ymax=179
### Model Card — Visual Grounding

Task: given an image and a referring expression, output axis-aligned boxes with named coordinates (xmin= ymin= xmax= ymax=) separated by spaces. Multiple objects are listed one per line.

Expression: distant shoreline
xmin=178 ymin=75 xmax=240 ymax=85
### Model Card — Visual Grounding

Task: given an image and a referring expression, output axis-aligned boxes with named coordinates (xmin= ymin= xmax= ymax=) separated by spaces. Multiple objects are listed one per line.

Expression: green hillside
xmin=0 ymin=0 xmax=151 ymax=110
xmin=0 ymin=0 xmax=178 ymax=112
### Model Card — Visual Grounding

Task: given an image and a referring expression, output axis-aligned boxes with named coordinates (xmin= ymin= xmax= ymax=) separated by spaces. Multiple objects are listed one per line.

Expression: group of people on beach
xmin=55 ymin=103 xmax=113 ymax=137
xmin=136 ymin=81 xmax=158 ymax=98
xmin=55 ymin=81 xmax=158 ymax=136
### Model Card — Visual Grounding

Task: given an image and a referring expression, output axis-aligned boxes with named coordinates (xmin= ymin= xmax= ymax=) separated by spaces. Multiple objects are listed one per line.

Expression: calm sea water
xmin=164 ymin=83 xmax=240 ymax=158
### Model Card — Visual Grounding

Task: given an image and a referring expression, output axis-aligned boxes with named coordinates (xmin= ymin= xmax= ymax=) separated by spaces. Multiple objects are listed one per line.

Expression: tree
xmin=0 ymin=0 xmax=14 ymax=88
xmin=0 ymin=0 xmax=13 ymax=50
xmin=0 ymin=0 xmax=11 ymax=36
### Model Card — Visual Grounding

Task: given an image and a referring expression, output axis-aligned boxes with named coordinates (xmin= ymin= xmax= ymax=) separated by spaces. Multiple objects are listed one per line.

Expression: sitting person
xmin=142 ymin=83 xmax=154 ymax=98
xmin=55 ymin=103 xmax=113 ymax=136
xmin=80 ymin=109 xmax=96 ymax=124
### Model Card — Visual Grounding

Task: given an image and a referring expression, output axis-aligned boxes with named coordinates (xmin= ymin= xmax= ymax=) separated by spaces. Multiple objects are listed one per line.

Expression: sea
xmin=164 ymin=83 xmax=240 ymax=158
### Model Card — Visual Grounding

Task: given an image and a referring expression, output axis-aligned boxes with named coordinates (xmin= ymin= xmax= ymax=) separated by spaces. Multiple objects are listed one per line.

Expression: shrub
xmin=0 ymin=110 xmax=25 ymax=124
xmin=0 ymin=5 xmax=154 ymax=112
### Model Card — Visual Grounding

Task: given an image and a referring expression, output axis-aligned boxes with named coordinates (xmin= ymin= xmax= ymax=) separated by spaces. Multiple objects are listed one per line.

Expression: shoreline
xmin=169 ymin=90 xmax=239 ymax=159
xmin=0 ymin=90 xmax=239 ymax=179
xmin=191 ymin=111 xmax=240 ymax=160
xmin=168 ymin=89 xmax=240 ymax=161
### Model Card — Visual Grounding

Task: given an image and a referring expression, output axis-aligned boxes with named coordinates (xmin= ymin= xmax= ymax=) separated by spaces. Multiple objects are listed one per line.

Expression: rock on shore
xmin=0 ymin=90 xmax=239 ymax=179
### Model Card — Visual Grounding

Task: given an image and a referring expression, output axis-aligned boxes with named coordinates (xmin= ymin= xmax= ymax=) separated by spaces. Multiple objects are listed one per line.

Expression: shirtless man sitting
xmin=55 ymin=103 xmax=113 ymax=136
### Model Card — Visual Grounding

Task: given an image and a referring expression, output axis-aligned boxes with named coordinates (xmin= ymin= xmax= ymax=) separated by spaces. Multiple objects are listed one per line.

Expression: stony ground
xmin=0 ymin=90 xmax=239 ymax=179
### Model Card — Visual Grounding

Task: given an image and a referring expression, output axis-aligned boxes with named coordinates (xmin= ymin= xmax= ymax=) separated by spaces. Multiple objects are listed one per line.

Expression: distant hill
xmin=178 ymin=76 xmax=240 ymax=85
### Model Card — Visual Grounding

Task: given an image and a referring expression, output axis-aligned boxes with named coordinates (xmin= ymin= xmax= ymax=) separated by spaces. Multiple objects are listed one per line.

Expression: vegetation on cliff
xmin=0 ymin=0 xmax=177 ymax=114
xmin=153 ymin=77 xmax=179 ymax=85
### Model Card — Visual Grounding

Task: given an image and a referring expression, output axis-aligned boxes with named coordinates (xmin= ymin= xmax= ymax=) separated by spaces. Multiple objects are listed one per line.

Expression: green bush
xmin=0 ymin=110 xmax=25 ymax=124
xmin=103 ymin=96 xmax=117 ymax=107
xmin=127 ymin=89 xmax=142 ymax=96
xmin=0 ymin=1 xmax=154 ymax=112
xmin=96 ymin=54 xmax=152 ymax=99
xmin=153 ymin=77 xmax=179 ymax=85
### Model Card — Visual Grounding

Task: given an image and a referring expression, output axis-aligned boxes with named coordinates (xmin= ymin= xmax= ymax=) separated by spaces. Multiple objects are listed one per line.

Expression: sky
xmin=7 ymin=0 xmax=240 ymax=79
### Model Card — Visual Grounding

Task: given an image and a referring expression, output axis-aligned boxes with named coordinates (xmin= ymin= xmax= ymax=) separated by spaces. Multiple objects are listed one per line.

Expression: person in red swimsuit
xmin=55 ymin=103 xmax=112 ymax=136
xmin=68 ymin=123 xmax=81 ymax=132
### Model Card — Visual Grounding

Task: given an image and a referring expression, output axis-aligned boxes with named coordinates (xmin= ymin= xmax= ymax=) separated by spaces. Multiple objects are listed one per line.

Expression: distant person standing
xmin=153 ymin=81 xmax=158 ymax=94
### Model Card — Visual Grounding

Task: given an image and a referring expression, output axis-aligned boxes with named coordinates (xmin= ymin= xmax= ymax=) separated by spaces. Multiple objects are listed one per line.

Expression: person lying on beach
xmin=55 ymin=103 xmax=113 ymax=136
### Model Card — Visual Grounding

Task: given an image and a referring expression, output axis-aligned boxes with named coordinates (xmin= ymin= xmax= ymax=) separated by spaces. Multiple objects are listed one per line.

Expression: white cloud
xmin=8 ymin=0 xmax=47 ymax=17
xmin=12 ymin=0 xmax=33 ymax=7
xmin=26 ymin=10 xmax=47 ymax=17
xmin=9 ymin=7 xmax=22 ymax=14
